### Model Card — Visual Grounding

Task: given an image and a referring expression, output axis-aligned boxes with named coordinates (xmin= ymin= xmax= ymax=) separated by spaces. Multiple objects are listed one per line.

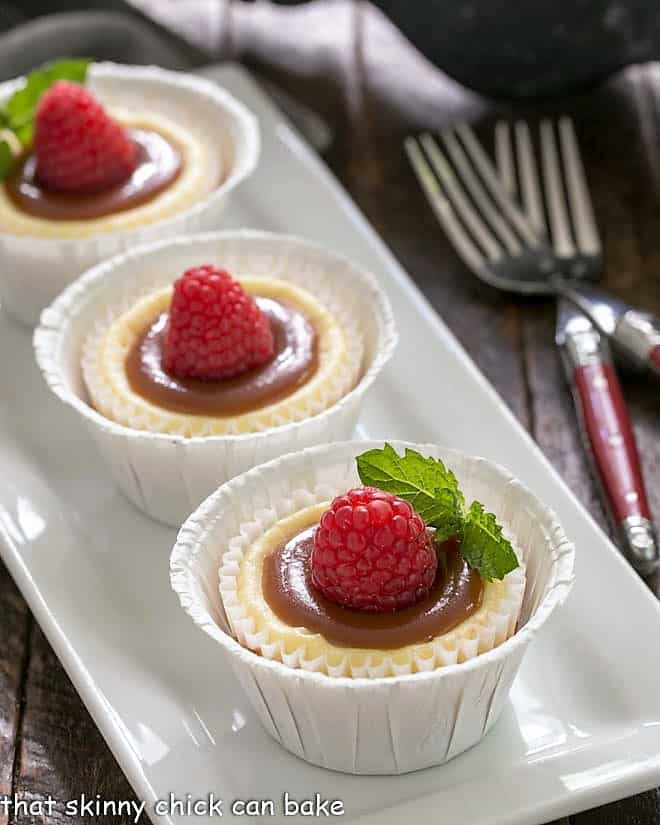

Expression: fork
xmin=405 ymin=122 xmax=659 ymax=573
xmin=495 ymin=118 xmax=658 ymax=574
xmin=405 ymin=124 xmax=660 ymax=377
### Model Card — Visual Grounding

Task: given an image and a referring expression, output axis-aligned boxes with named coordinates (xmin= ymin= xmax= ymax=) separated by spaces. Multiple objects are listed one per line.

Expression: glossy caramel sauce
xmin=263 ymin=527 xmax=484 ymax=649
xmin=125 ymin=297 xmax=318 ymax=417
xmin=5 ymin=129 xmax=181 ymax=220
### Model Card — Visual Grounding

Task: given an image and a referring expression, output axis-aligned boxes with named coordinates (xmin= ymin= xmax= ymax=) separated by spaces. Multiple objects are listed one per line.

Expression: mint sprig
xmin=462 ymin=501 xmax=519 ymax=580
xmin=0 ymin=57 xmax=91 ymax=178
xmin=356 ymin=443 xmax=519 ymax=581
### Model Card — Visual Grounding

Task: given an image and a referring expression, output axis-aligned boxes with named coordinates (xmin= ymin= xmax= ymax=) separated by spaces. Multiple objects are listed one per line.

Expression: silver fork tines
xmin=557 ymin=117 xmax=600 ymax=256
xmin=515 ymin=121 xmax=545 ymax=233
xmin=404 ymin=136 xmax=489 ymax=274
xmin=404 ymin=127 xmax=543 ymax=280
xmin=494 ymin=116 xmax=602 ymax=267
xmin=438 ymin=129 xmax=521 ymax=255
xmin=420 ymin=133 xmax=502 ymax=261
xmin=454 ymin=123 xmax=538 ymax=247
xmin=540 ymin=119 xmax=576 ymax=257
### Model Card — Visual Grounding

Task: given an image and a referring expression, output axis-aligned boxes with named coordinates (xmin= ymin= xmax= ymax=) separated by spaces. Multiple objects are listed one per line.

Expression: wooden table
xmin=2 ymin=2 xmax=659 ymax=822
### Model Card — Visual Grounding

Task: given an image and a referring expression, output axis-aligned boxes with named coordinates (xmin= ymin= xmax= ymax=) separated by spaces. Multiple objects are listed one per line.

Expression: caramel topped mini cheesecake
xmin=82 ymin=265 xmax=362 ymax=437
xmin=0 ymin=65 xmax=223 ymax=239
xmin=172 ymin=440 xmax=573 ymax=772
xmin=220 ymin=445 xmax=526 ymax=678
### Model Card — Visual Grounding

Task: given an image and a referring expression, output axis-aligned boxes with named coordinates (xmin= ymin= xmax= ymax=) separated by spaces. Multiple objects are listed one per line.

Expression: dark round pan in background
xmin=376 ymin=0 xmax=660 ymax=98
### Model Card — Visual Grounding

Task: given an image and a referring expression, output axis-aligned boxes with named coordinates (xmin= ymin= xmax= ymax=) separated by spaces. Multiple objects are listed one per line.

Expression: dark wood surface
xmin=2 ymin=2 xmax=660 ymax=823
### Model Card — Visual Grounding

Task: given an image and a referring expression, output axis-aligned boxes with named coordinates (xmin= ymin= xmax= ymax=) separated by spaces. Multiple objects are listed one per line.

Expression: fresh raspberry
xmin=34 ymin=81 xmax=136 ymax=194
xmin=162 ymin=265 xmax=275 ymax=380
xmin=310 ymin=487 xmax=438 ymax=612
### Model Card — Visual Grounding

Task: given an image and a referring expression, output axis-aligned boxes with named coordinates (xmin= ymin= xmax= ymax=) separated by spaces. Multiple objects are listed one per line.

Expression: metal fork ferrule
xmin=560 ymin=327 xmax=610 ymax=370
xmin=615 ymin=310 xmax=660 ymax=361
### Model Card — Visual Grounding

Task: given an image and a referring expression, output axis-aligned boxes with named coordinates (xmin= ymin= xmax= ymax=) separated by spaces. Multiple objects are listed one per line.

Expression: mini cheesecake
xmin=82 ymin=272 xmax=363 ymax=437
xmin=221 ymin=499 xmax=526 ymax=678
xmin=172 ymin=439 xmax=573 ymax=772
xmin=0 ymin=68 xmax=224 ymax=240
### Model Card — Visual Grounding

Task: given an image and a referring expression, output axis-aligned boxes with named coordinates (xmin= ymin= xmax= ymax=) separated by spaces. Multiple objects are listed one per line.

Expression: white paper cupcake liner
xmin=170 ymin=440 xmax=575 ymax=775
xmin=220 ymin=501 xmax=526 ymax=677
xmin=0 ymin=62 xmax=259 ymax=326
xmin=34 ymin=232 xmax=397 ymax=526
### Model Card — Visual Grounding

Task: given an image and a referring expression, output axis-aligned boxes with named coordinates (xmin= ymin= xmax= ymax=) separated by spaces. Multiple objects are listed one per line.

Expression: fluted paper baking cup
xmin=170 ymin=440 xmax=575 ymax=774
xmin=0 ymin=63 xmax=259 ymax=326
xmin=34 ymin=232 xmax=397 ymax=526
xmin=220 ymin=501 xmax=526 ymax=677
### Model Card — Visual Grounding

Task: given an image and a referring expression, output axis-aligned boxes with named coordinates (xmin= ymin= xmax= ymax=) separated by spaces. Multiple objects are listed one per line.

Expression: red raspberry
xmin=310 ymin=487 xmax=438 ymax=612
xmin=34 ymin=81 xmax=136 ymax=194
xmin=162 ymin=265 xmax=275 ymax=380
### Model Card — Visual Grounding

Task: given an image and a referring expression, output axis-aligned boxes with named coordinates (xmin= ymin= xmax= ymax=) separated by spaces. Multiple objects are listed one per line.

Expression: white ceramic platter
xmin=2 ymin=64 xmax=660 ymax=825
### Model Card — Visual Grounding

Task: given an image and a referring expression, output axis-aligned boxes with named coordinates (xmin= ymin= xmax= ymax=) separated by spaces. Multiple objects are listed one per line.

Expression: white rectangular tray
xmin=2 ymin=64 xmax=660 ymax=825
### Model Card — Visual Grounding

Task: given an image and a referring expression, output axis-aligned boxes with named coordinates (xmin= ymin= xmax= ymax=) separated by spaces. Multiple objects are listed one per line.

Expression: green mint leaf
xmin=356 ymin=443 xmax=464 ymax=532
xmin=461 ymin=501 xmax=519 ymax=581
xmin=13 ymin=122 xmax=32 ymax=146
xmin=6 ymin=73 xmax=51 ymax=133
xmin=428 ymin=486 xmax=465 ymax=542
xmin=44 ymin=57 xmax=91 ymax=85
xmin=0 ymin=141 xmax=12 ymax=179
xmin=4 ymin=57 xmax=91 ymax=145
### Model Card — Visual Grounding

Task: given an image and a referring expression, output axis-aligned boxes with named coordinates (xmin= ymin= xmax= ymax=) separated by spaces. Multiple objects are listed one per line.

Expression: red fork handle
xmin=561 ymin=334 xmax=659 ymax=573
xmin=573 ymin=361 xmax=650 ymax=522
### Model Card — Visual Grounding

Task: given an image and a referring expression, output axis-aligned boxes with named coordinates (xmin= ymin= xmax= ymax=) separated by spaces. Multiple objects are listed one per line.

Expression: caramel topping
xmin=263 ymin=527 xmax=484 ymax=650
xmin=4 ymin=128 xmax=181 ymax=221
xmin=125 ymin=297 xmax=319 ymax=417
